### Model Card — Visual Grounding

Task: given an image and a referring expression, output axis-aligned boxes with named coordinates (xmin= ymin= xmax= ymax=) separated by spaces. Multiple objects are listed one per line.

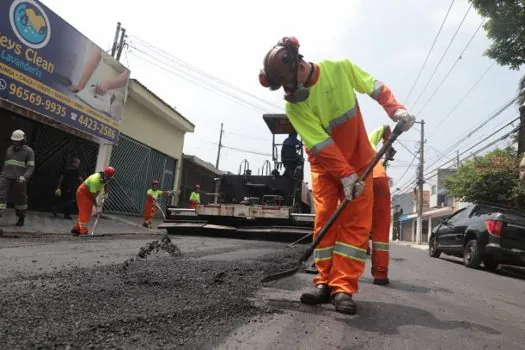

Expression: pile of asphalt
xmin=0 ymin=237 xmax=305 ymax=349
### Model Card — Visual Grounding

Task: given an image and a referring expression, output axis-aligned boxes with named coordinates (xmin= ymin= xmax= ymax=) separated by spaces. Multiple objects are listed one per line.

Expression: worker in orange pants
xmin=143 ymin=180 xmax=170 ymax=228
xmin=368 ymin=125 xmax=395 ymax=285
xmin=71 ymin=167 xmax=115 ymax=236
xmin=259 ymin=36 xmax=415 ymax=314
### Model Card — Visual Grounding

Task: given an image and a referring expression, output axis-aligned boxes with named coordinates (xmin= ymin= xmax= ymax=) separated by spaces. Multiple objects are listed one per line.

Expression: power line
xmin=222 ymin=145 xmax=272 ymax=157
xmin=428 ymin=62 xmax=496 ymax=137
xmin=394 ymin=121 xmax=519 ymax=195
xmin=393 ymin=152 xmax=418 ymax=189
xmin=129 ymin=35 xmax=283 ymax=112
xmin=424 ymin=97 xmax=518 ymax=172
xmin=410 ymin=3 xmax=472 ymax=110
xmin=404 ymin=0 xmax=456 ymax=105
xmin=223 ymin=129 xmax=270 ymax=141
xmin=396 ymin=140 xmax=418 ymax=158
xmin=424 ymin=120 xmax=523 ymax=182
xmin=427 ymin=27 xmax=525 ymax=137
xmin=129 ymin=48 xmax=270 ymax=113
xmin=415 ymin=18 xmax=485 ymax=116
xmin=394 ymin=100 xmax=518 ymax=189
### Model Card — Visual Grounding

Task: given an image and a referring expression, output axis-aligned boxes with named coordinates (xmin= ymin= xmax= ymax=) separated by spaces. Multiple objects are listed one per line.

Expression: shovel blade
xmin=261 ymin=265 xmax=301 ymax=283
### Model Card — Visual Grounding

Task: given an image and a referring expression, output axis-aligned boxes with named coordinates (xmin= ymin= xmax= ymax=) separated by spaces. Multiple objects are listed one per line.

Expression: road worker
xmin=258 ymin=36 xmax=415 ymax=314
xmin=368 ymin=124 xmax=394 ymax=285
xmin=189 ymin=185 xmax=201 ymax=209
xmin=53 ymin=157 xmax=84 ymax=220
xmin=0 ymin=130 xmax=35 ymax=227
xmin=143 ymin=180 xmax=171 ymax=228
xmin=71 ymin=166 xmax=115 ymax=236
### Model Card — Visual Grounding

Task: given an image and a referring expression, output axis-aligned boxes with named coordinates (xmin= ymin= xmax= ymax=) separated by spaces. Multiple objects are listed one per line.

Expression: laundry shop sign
xmin=0 ymin=0 xmax=130 ymax=144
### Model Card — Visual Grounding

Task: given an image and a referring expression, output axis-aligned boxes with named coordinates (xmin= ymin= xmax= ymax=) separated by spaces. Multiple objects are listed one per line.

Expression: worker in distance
xmin=258 ymin=36 xmax=415 ymax=314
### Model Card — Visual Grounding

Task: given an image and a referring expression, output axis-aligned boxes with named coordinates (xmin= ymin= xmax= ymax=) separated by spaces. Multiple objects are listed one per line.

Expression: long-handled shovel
xmin=288 ymin=133 xmax=398 ymax=249
xmin=89 ymin=197 xmax=106 ymax=236
xmin=261 ymin=120 xmax=407 ymax=283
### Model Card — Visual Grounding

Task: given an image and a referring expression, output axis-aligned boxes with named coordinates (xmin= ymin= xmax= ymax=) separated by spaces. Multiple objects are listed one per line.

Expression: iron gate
xmin=104 ymin=134 xmax=177 ymax=216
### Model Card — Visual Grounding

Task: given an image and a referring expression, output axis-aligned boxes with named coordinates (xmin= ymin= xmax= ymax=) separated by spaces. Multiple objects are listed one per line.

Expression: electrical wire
xmin=415 ymin=18 xmax=485 ymax=116
xmin=404 ymin=0 xmax=456 ymax=105
xmin=423 ymin=120 xmax=523 ymax=182
xmin=424 ymin=97 xmax=519 ymax=173
xmin=129 ymin=35 xmax=283 ymax=112
xmin=223 ymin=129 xmax=269 ymax=141
xmin=410 ymin=3 xmax=472 ymax=110
xmin=129 ymin=48 xmax=270 ymax=113
xmin=428 ymin=27 xmax=525 ymax=137
xmin=222 ymin=145 xmax=272 ymax=157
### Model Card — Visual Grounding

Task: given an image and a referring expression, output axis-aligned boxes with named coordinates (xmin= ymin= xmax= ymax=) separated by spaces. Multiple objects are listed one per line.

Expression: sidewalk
xmin=392 ymin=240 xmax=428 ymax=251
xmin=0 ymin=209 xmax=164 ymax=236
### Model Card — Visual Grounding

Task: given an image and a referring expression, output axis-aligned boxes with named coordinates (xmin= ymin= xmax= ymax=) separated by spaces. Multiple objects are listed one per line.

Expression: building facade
xmin=392 ymin=168 xmax=472 ymax=243
xmin=0 ymin=2 xmax=195 ymax=216
xmin=102 ymin=80 xmax=195 ymax=215
xmin=179 ymin=154 xmax=224 ymax=208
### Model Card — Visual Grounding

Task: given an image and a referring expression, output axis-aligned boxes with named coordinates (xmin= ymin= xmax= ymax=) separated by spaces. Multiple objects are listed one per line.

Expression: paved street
xmin=1 ymin=234 xmax=524 ymax=349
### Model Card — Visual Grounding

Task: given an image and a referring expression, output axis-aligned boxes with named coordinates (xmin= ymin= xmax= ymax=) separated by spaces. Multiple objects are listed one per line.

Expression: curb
xmin=101 ymin=214 xmax=164 ymax=234
xmin=392 ymin=241 xmax=428 ymax=250
xmin=0 ymin=230 xmax=166 ymax=238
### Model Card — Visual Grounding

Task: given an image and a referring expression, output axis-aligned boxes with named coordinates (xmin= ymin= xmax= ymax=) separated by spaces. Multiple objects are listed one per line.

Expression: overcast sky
xmin=42 ymin=0 xmax=523 ymax=192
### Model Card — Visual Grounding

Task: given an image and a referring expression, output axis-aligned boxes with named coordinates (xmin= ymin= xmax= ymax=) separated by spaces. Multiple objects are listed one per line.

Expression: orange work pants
xmin=144 ymin=199 xmax=157 ymax=224
xmin=312 ymin=170 xmax=373 ymax=295
xmin=72 ymin=185 xmax=94 ymax=235
xmin=189 ymin=201 xmax=197 ymax=209
xmin=371 ymin=176 xmax=391 ymax=279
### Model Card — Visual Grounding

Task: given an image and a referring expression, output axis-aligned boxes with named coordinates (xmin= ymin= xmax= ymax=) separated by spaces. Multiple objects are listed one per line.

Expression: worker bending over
xmin=189 ymin=184 xmax=201 ymax=209
xmin=368 ymin=125 xmax=394 ymax=286
xmin=143 ymin=180 xmax=170 ymax=228
xmin=71 ymin=167 xmax=115 ymax=236
xmin=0 ymin=130 xmax=35 ymax=227
xmin=259 ymin=36 xmax=414 ymax=314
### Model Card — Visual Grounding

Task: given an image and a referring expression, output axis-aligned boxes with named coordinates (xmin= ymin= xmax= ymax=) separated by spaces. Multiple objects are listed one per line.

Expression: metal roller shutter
xmin=104 ymin=134 xmax=177 ymax=216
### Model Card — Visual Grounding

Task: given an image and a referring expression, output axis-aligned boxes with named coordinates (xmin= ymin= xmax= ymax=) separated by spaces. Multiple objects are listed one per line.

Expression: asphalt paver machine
xmin=158 ymin=114 xmax=315 ymax=239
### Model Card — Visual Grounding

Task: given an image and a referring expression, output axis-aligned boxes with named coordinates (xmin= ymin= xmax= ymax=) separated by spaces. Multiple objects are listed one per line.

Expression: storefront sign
xmin=0 ymin=0 xmax=130 ymax=143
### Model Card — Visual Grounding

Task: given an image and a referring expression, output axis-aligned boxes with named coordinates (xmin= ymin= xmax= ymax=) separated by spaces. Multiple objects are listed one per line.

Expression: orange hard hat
xmin=152 ymin=180 xmax=160 ymax=185
xmin=103 ymin=166 xmax=116 ymax=178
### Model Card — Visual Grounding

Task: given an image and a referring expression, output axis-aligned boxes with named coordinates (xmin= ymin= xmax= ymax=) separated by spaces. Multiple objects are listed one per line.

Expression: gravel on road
xmin=0 ymin=236 xmax=304 ymax=350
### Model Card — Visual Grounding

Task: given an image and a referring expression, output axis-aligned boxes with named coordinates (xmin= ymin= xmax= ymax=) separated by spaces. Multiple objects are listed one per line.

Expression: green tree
xmin=470 ymin=0 xmax=525 ymax=70
xmin=444 ymin=147 xmax=525 ymax=207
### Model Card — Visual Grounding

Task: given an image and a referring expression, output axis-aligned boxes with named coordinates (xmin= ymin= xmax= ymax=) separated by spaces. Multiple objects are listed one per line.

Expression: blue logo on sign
xmin=9 ymin=0 xmax=51 ymax=49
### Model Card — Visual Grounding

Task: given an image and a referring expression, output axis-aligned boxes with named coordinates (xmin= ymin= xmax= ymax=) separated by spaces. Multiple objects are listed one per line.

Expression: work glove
xmin=55 ymin=188 xmax=62 ymax=197
xmin=393 ymin=109 xmax=415 ymax=132
xmin=18 ymin=176 xmax=26 ymax=184
xmin=341 ymin=173 xmax=365 ymax=201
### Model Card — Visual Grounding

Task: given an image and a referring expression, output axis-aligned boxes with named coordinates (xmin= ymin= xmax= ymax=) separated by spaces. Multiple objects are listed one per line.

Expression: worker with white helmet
xmin=0 ymin=129 xmax=35 ymax=227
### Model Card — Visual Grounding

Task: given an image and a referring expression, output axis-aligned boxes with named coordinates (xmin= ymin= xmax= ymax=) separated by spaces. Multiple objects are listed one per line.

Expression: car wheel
xmin=429 ymin=235 xmax=441 ymax=258
xmin=483 ymin=258 xmax=499 ymax=272
xmin=463 ymin=239 xmax=482 ymax=269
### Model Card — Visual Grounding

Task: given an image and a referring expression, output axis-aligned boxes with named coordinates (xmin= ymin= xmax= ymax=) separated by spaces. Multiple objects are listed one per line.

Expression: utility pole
xmin=116 ymin=27 xmax=127 ymax=62
xmin=456 ymin=149 xmax=460 ymax=167
xmin=519 ymin=98 xmax=525 ymax=156
xmin=415 ymin=120 xmax=425 ymax=246
xmin=215 ymin=123 xmax=224 ymax=169
xmin=111 ymin=22 xmax=121 ymax=58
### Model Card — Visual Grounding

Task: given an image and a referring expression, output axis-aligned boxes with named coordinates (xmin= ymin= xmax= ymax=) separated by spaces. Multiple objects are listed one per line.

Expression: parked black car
xmin=429 ymin=202 xmax=525 ymax=271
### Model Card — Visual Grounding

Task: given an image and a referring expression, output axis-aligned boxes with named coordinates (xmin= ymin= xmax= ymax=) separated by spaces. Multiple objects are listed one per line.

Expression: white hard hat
xmin=11 ymin=130 xmax=25 ymax=142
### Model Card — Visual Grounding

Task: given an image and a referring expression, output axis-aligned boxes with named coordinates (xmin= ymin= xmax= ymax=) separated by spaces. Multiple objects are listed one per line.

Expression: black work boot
xmin=16 ymin=217 xmax=25 ymax=227
xmin=300 ymin=284 xmax=331 ymax=305
xmin=332 ymin=293 xmax=357 ymax=315
xmin=373 ymin=278 xmax=390 ymax=286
